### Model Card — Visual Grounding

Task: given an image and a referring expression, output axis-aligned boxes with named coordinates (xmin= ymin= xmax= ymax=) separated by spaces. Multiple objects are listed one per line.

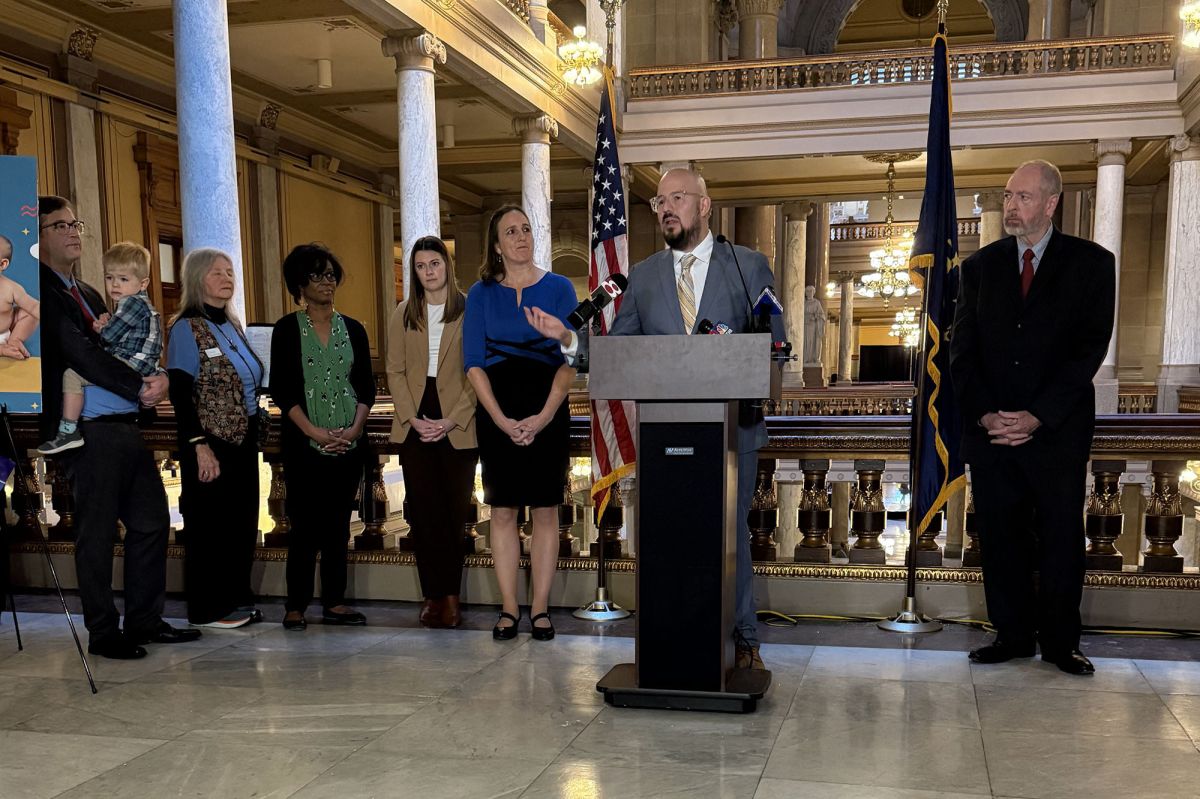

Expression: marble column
xmin=1093 ymin=138 xmax=1131 ymax=414
xmin=1158 ymin=135 xmax=1200 ymax=412
xmin=735 ymin=206 xmax=777 ymax=270
xmin=59 ymin=43 xmax=104 ymax=288
xmin=837 ymin=274 xmax=854 ymax=383
xmin=452 ymin=213 xmax=483 ymax=289
xmin=781 ymin=202 xmax=811 ymax=380
xmin=528 ymin=0 xmax=551 ymax=46
xmin=1026 ymin=0 xmax=1070 ymax=39
xmin=173 ymin=0 xmax=246 ymax=319
xmin=735 ymin=0 xmax=783 ymax=60
xmin=514 ymin=113 xmax=558 ymax=272
xmin=252 ymin=112 xmax=284 ymax=324
xmin=978 ymin=190 xmax=1005 ymax=248
xmin=377 ymin=173 xmax=399 ymax=310
xmin=383 ymin=32 xmax=446 ymax=299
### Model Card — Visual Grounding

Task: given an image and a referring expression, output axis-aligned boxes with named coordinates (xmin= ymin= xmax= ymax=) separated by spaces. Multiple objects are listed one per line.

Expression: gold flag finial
xmin=937 ymin=0 xmax=949 ymax=25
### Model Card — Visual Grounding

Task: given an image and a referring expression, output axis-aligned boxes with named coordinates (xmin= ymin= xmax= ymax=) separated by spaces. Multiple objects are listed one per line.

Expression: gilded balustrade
xmin=5 ymin=410 xmax=1199 ymax=586
xmin=626 ymin=34 xmax=1175 ymax=99
xmin=831 ymin=219 xmax=980 ymax=242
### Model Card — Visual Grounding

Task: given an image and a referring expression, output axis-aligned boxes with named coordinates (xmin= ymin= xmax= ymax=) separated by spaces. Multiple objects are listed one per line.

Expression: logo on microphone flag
xmin=907 ymin=27 xmax=965 ymax=538
xmin=589 ymin=73 xmax=635 ymax=522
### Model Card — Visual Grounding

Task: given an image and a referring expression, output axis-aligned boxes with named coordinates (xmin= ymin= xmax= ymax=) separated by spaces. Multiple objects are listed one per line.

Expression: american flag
xmin=589 ymin=76 xmax=636 ymax=522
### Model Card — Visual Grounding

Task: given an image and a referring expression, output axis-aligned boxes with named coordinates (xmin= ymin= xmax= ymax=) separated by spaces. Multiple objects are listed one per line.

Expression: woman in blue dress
xmin=464 ymin=205 xmax=576 ymax=641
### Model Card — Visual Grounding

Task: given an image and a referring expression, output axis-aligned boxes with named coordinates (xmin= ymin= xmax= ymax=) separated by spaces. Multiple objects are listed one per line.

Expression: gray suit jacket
xmin=607 ymin=240 xmax=786 ymax=453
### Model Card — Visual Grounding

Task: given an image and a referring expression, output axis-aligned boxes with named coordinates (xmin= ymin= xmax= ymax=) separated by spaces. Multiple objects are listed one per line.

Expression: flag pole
xmin=878 ymin=0 xmax=951 ymax=635
xmin=575 ymin=0 xmax=631 ymax=623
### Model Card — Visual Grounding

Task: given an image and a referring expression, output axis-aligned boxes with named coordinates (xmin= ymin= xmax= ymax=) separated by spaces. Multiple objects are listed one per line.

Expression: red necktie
xmin=69 ymin=284 xmax=96 ymax=322
xmin=1020 ymin=249 xmax=1035 ymax=299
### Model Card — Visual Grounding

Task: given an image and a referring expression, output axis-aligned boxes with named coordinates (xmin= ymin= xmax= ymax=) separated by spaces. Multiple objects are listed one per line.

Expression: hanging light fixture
xmin=1182 ymin=2 xmax=1200 ymax=49
xmin=559 ymin=25 xmax=604 ymax=86
xmin=858 ymin=155 xmax=921 ymax=309
xmin=889 ymin=306 xmax=920 ymax=349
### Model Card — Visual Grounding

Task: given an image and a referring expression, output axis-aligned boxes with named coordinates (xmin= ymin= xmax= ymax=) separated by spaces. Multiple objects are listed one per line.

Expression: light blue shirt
xmin=167 ymin=317 xmax=263 ymax=414
xmin=1017 ymin=225 xmax=1054 ymax=276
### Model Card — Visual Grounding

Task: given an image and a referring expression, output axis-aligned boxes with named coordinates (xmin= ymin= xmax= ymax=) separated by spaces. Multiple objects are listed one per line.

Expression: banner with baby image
xmin=0 ymin=155 xmax=41 ymax=412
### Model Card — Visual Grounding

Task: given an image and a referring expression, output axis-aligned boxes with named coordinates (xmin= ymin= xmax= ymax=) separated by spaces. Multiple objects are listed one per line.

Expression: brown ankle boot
xmin=419 ymin=598 xmax=445 ymax=627
xmin=442 ymin=596 xmax=462 ymax=628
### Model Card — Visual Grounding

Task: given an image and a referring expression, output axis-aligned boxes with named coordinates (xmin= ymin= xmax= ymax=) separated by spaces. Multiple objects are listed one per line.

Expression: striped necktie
xmin=677 ymin=253 xmax=697 ymax=334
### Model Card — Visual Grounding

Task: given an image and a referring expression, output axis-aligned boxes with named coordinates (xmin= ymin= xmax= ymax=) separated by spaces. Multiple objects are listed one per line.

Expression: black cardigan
xmin=268 ymin=310 xmax=376 ymax=459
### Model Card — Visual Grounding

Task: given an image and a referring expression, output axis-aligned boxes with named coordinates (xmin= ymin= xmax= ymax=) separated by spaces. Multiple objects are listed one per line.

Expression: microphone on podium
xmin=567 ymin=273 xmax=628 ymax=330
xmin=697 ymin=318 xmax=733 ymax=335
xmin=714 ymin=234 xmax=756 ymax=331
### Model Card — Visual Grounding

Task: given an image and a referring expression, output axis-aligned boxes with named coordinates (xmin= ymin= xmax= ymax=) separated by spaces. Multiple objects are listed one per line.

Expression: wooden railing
xmin=626 ymin=34 xmax=1175 ymax=99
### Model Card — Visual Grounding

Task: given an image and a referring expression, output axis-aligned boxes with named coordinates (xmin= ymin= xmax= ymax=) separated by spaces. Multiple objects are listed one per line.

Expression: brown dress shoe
xmin=419 ymin=598 xmax=445 ymax=628
xmin=441 ymin=595 xmax=462 ymax=628
xmin=735 ymin=644 xmax=766 ymax=670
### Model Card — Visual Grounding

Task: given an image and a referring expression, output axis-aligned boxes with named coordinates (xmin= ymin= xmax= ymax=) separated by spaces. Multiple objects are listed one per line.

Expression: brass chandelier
xmin=559 ymin=25 xmax=603 ymax=86
xmin=889 ymin=306 xmax=920 ymax=348
xmin=858 ymin=155 xmax=920 ymax=309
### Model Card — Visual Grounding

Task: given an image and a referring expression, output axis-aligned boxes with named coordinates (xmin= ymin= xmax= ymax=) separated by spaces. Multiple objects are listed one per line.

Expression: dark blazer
xmin=949 ymin=230 xmax=1115 ymax=466
xmin=609 ymin=239 xmax=786 ymax=453
xmin=268 ymin=311 xmax=377 ymax=460
xmin=38 ymin=263 xmax=143 ymax=440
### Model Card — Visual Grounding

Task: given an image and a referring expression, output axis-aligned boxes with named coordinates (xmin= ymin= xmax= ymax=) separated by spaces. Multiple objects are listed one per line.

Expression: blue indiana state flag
xmin=908 ymin=29 xmax=965 ymax=537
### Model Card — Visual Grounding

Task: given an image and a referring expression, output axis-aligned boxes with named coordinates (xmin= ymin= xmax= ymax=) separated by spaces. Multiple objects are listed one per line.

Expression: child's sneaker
xmin=37 ymin=429 xmax=84 ymax=455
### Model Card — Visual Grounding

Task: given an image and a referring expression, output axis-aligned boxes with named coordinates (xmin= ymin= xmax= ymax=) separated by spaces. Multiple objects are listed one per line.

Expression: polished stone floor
xmin=1 ymin=600 xmax=1199 ymax=798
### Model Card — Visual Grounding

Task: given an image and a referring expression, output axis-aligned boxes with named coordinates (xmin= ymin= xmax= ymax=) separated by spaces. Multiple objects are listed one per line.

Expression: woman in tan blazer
xmin=387 ymin=236 xmax=478 ymax=628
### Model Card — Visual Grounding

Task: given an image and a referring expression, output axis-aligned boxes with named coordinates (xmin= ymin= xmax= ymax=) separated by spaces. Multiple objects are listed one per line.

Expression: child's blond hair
xmin=102 ymin=241 xmax=151 ymax=282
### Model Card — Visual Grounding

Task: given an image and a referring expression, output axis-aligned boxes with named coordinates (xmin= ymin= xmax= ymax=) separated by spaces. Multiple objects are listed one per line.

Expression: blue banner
xmin=0 ymin=155 xmax=40 ymax=414
xmin=908 ymin=33 xmax=965 ymax=536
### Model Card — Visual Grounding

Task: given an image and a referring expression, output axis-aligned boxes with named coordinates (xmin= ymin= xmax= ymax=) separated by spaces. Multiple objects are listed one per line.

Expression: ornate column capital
xmin=382 ymin=31 xmax=447 ymax=72
xmin=1169 ymin=134 xmax=1200 ymax=164
xmin=513 ymin=113 xmax=558 ymax=144
xmin=734 ymin=0 xmax=783 ymax=19
xmin=977 ymin=189 xmax=1004 ymax=213
xmin=782 ymin=200 xmax=815 ymax=219
xmin=1094 ymin=138 xmax=1132 ymax=167
xmin=714 ymin=0 xmax=739 ymax=34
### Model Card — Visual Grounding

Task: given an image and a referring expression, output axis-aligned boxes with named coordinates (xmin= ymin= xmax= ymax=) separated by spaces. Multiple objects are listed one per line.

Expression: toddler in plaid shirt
xmin=38 ymin=242 xmax=163 ymax=455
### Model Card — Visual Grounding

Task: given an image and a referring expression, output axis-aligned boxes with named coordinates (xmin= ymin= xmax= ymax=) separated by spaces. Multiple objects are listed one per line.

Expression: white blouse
xmin=426 ymin=303 xmax=445 ymax=378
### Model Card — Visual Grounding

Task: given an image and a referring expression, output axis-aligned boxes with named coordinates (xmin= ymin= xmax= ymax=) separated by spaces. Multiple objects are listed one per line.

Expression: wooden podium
xmin=589 ymin=334 xmax=776 ymax=713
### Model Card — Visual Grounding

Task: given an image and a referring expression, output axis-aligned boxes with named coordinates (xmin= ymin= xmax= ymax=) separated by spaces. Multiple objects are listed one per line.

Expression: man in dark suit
xmin=38 ymin=195 xmax=198 ymax=659
xmin=527 ymin=168 xmax=785 ymax=670
xmin=949 ymin=161 xmax=1115 ymax=675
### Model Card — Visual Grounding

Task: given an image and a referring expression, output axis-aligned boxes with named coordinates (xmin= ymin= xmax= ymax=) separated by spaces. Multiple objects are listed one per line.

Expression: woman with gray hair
xmin=167 ymin=248 xmax=265 ymax=629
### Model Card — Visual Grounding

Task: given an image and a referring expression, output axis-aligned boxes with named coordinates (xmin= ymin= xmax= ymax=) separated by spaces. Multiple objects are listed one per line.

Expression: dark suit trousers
xmin=284 ymin=446 xmax=362 ymax=613
xmin=66 ymin=419 xmax=169 ymax=644
xmin=180 ymin=427 xmax=259 ymax=624
xmin=970 ymin=454 xmax=1088 ymax=655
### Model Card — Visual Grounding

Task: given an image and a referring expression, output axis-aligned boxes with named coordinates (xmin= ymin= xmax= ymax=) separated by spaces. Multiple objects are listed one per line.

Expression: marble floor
xmin=1 ymin=603 xmax=1199 ymax=798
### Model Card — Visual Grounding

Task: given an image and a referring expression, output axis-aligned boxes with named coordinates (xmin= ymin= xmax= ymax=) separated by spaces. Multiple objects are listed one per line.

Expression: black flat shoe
xmin=529 ymin=611 xmax=555 ymax=642
xmin=87 ymin=636 xmax=147 ymax=660
xmin=322 ymin=609 xmax=367 ymax=626
xmin=128 ymin=622 xmax=202 ymax=645
xmin=282 ymin=614 xmax=307 ymax=631
xmin=493 ymin=611 xmax=520 ymax=641
xmin=968 ymin=640 xmax=1035 ymax=664
xmin=1044 ymin=650 xmax=1095 ymax=675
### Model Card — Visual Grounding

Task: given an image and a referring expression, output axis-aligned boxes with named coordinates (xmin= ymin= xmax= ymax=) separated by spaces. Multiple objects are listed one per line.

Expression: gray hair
xmin=1016 ymin=159 xmax=1063 ymax=198
xmin=170 ymin=247 xmax=242 ymax=329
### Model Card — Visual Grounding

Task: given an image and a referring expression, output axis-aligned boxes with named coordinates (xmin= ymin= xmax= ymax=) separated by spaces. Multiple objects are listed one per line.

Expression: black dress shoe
xmin=282 ymin=613 xmax=307 ymax=631
xmin=322 ymin=609 xmax=367 ymax=626
xmin=128 ymin=622 xmax=202 ymax=645
xmin=529 ymin=611 xmax=555 ymax=642
xmin=87 ymin=636 xmax=147 ymax=660
xmin=1044 ymin=650 xmax=1095 ymax=675
xmin=968 ymin=640 xmax=1036 ymax=664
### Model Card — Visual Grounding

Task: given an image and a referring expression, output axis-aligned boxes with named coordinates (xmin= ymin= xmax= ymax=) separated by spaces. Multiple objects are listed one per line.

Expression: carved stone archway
xmin=791 ymin=0 xmax=1028 ymax=55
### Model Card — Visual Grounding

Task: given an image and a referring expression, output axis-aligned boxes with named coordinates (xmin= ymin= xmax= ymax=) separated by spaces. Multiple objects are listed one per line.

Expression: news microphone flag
xmin=907 ymin=27 xmax=966 ymax=538
xmin=589 ymin=72 xmax=635 ymax=522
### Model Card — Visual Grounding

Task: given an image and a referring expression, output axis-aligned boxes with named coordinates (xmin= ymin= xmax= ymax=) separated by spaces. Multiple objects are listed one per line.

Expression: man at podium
xmin=529 ymin=168 xmax=785 ymax=671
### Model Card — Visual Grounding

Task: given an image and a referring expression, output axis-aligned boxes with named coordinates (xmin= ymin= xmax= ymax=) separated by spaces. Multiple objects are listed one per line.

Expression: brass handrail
xmin=626 ymin=34 xmax=1175 ymax=99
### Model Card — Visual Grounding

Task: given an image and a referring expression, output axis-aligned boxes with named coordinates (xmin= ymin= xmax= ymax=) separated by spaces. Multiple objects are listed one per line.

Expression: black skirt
xmin=476 ymin=355 xmax=569 ymax=508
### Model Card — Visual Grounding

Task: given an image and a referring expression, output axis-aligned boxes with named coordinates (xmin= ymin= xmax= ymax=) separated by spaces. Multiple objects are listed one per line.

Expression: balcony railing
xmin=626 ymin=34 xmax=1175 ymax=99
xmin=831 ymin=219 xmax=980 ymax=242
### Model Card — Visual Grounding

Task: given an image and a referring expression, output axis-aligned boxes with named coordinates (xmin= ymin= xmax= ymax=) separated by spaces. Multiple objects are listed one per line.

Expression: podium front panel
xmin=634 ymin=403 xmax=737 ymax=692
xmin=589 ymin=334 xmax=772 ymax=401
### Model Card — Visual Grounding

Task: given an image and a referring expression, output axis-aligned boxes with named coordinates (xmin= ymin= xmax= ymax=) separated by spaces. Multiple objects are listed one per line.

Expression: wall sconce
xmin=559 ymin=25 xmax=603 ymax=86
xmin=1182 ymin=2 xmax=1200 ymax=48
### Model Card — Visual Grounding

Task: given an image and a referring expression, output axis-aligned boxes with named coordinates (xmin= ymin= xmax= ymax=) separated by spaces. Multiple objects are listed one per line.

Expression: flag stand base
xmin=572 ymin=587 xmax=630 ymax=621
xmin=878 ymin=596 xmax=943 ymax=633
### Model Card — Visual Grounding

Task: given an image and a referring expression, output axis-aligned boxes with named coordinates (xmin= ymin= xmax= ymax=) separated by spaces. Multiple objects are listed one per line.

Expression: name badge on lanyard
xmin=204 ymin=347 xmax=224 ymax=359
